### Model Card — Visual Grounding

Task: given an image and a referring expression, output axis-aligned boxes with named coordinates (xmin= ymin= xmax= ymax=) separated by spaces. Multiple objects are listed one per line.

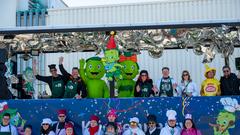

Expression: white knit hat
xmin=41 ymin=118 xmax=52 ymax=125
xmin=166 ymin=110 xmax=177 ymax=120
xmin=185 ymin=114 xmax=192 ymax=120
xmin=129 ymin=117 xmax=139 ymax=123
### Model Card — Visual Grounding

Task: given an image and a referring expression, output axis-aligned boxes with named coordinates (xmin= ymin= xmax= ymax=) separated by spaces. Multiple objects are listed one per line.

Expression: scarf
xmin=89 ymin=126 xmax=99 ymax=135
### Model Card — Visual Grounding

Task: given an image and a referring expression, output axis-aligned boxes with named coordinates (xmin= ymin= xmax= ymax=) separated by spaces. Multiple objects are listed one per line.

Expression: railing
xmin=0 ymin=96 xmax=240 ymax=135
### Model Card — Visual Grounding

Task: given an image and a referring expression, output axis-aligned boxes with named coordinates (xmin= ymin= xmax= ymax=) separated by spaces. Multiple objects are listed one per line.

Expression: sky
xmin=63 ymin=0 xmax=176 ymax=7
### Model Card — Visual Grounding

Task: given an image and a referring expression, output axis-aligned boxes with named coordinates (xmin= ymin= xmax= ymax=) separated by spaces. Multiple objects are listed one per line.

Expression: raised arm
xmin=33 ymin=59 xmax=51 ymax=83
xmin=79 ymin=59 xmax=88 ymax=83
xmin=59 ymin=57 xmax=71 ymax=79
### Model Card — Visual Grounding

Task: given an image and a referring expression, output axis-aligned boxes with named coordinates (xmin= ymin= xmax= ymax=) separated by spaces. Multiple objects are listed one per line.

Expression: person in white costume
xmin=123 ymin=117 xmax=145 ymax=135
xmin=160 ymin=110 xmax=181 ymax=135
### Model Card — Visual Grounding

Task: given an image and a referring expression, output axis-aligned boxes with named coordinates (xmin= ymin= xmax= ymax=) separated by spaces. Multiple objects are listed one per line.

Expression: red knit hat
xmin=90 ymin=115 xmax=100 ymax=122
xmin=106 ymin=32 xmax=116 ymax=50
xmin=65 ymin=122 xmax=74 ymax=129
xmin=107 ymin=109 xmax=117 ymax=118
xmin=57 ymin=109 xmax=67 ymax=115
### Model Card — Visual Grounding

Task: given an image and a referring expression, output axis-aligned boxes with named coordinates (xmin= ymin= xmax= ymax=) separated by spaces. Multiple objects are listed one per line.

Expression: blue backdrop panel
xmin=0 ymin=96 xmax=240 ymax=135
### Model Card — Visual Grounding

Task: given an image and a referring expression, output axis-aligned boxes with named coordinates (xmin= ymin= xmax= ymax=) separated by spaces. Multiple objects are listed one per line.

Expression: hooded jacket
xmin=220 ymin=73 xmax=240 ymax=95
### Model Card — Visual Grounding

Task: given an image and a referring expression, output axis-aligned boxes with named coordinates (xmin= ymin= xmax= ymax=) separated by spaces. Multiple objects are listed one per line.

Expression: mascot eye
xmin=131 ymin=65 xmax=135 ymax=69
xmin=89 ymin=65 xmax=92 ymax=69
xmin=97 ymin=65 xmax=101 ymax=69
xmin=223 ymin=120 xmax=227 ymax=125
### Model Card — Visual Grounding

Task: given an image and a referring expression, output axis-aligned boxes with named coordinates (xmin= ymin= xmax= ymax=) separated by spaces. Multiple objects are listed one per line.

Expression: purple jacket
xmin=181 ymin=128 xmax=202 ymax=135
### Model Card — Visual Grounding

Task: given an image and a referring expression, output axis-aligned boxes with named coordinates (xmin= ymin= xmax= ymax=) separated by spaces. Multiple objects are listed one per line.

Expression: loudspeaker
xmin=0 ymin=49 xmax=11 ymax=99
xmin=235 ymin=57 xmax=240 ymax=70
xmin=0 ymin=49 xmax=7 ymax=63
xmin=0 ymin=77 xmax=11 ymax=99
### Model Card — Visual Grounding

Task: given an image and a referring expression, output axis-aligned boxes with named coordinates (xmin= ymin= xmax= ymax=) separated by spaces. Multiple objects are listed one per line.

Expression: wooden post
xmin=109 ymin=77 xmax=115 ymax=98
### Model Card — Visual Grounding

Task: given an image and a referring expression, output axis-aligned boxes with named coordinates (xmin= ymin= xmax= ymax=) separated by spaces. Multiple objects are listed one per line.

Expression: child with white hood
xmin=160 ymin=110 xmax=181 ymax=135
xmin=123 ymin=117 xmax=145 ymax=135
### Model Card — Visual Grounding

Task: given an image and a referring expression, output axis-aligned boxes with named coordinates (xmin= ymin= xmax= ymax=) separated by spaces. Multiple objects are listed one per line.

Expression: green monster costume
xmin=102 ymin=32 xmax=123 ymax=81
xmin=117 ymin=53 xmax=139 ymax=97
xmin=23 ymin=67 xmax=34 ymax=96
xmin=79 ymin=57 xmax=109 ymax=98
xmin=209 ymin=97 xmax=240 ymax=135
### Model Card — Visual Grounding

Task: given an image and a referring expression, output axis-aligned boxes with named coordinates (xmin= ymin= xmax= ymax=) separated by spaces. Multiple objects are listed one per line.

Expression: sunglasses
xmin=42 ymin=123 xmax=49 ymax=125
xmin=58 ymin=115 xmax=66 ymax=118
xmin=50 ymin=69 xmax=57 ymax=72
xmin=130 ymin=122 xmax=137 ymax=125
xmin=223 ymin=70 xmax=229 ymax=73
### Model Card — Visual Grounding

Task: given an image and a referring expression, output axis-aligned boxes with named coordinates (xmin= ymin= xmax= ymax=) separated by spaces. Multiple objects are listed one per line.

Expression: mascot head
xmin=120 ymin=60 xmax=139 ymax=80
xmin=216 ymin=110 xmax=236 ymax=132
xmin=85 ymin=57 xmax=105 ymax=79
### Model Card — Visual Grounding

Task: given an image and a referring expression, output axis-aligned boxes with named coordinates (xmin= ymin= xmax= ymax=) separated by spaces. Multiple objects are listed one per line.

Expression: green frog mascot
xmin=79 ymin=57 xmax=109 ymax=98
xmin=209 ymin=97 xmax=240 ymax=135
xmin=116 ymin=53 xmax=139 ymax=97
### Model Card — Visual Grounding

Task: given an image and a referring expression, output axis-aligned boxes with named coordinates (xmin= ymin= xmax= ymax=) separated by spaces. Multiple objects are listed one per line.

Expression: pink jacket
xmin=181 ymin=128 xmax=202 ymax=135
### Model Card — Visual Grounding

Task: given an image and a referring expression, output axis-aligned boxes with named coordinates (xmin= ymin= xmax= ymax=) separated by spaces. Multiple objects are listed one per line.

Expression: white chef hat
xmin=129 ymin=117 xmax=139 ymax=123
xmin=41 ymin=118 xmax=52 ymax=125
xmin=185 ymin=114 xmax=192 ymax=120
xmin=166 ymin=110 xmax=177 ymax=120
xmin=220 ymin=97 xmax=240 ymax=113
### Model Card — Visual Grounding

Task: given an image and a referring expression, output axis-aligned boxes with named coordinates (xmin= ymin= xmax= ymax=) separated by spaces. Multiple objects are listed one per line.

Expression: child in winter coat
xmin=181 ymin=114 xmax=202 ymax=135
xmin=122 ymin=117 xmax=145 ymax=135
xmin=83 ymin=115 xmax=103 ymax=135
xmin=65 ymin=122 xmax=75 ymax=135
xmin=40 ymin=118 xmax=55 ymax=135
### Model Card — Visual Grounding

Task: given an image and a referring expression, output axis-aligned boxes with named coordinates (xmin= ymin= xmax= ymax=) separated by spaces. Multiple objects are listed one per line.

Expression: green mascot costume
xmin=116 ymin=53 xmax=139 ymax=97
xmin=23 ymin=67 xmax=35 ymax=96
xmin=102 ymin=31 xmax=123 ymax=81
xmin=79 ymin=57 xmax=109 ymax=98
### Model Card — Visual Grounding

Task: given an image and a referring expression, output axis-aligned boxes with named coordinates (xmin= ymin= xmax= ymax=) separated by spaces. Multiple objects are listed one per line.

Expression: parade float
xmin=0 ymin=0 xmax=240 ymax=134
xmin=0 ymin=25 xmax=239 ymax=134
